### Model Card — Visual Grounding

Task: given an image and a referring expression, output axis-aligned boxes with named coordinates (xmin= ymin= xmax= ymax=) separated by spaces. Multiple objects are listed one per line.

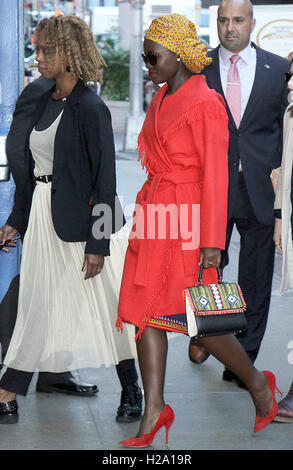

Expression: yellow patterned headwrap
xmin=144 ymin=13 xmax=212 ymax=74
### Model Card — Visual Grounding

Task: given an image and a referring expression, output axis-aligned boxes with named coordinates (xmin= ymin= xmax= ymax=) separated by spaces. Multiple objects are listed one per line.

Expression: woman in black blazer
xmin=0 ymin=15 xmax=141 ymax=424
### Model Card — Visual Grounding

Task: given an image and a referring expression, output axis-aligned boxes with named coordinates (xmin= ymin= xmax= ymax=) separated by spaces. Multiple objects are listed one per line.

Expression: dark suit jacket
xmin=204 ymin=43 xmax=289 ymax=226
xmin=6 ymin=79 xmax=123 ymax=255
xmin=5 ymin=77 xmax=54 ymax=210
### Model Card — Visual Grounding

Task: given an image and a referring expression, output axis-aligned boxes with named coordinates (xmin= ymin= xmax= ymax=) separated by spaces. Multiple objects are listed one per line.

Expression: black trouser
xmin=0 ymin=275 xmax=19 ymax=362
xmin=221 ymin=174 xmax=275 ymax=363
xmin=0 ymin=359 xmax=138 ymax=396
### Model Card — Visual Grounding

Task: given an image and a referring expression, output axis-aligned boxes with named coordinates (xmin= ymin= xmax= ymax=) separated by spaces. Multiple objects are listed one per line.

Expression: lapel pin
xmin=264 ymin=64 xmax=271 ymax=69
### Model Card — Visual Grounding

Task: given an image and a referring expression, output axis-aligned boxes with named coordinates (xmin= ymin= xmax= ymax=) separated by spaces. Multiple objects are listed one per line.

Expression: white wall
xmin=119 ymin=0 xmax=202 ymax=50
xmin=143 ymin=0 xmax=201 ymax=30
xmin=91 ymin=6 xmax=118 ymax=36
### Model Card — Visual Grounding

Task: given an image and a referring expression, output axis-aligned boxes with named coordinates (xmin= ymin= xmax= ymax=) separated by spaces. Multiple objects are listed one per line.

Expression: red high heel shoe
xmin=254 ymin=370 xmax=282 ymax=433
xmin=120 ymin=404 xmax=175 ymax=448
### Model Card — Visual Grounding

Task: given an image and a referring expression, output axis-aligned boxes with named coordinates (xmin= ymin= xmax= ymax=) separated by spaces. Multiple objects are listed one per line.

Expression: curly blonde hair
xmin=34 ymin=15 xmax=106 ymax=86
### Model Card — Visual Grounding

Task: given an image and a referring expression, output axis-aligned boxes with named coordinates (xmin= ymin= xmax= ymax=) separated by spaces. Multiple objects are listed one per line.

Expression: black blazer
xmin=6 ymin=80 xmax=123 ymax=255
xmin=204 ymin=43 xmax=290 ymax=226
xmin=5 ymin=77 xmax=54 ymax=198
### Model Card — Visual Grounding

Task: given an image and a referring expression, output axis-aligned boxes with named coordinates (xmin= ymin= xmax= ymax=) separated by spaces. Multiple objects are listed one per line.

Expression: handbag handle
xmin=198 ymin=264 xmax=223 ymax=285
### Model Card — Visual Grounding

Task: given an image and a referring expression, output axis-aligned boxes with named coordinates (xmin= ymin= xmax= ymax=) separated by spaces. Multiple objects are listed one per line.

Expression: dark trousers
xmin=0 ymin=275 xmax=19 ymax=361
xmin=0 ymin=359 xmax=138 ymax=396
xmin=0 ymin=277 xmax=138 ymax=396
xmin=221 ymin=174 xmax=275 ymax=362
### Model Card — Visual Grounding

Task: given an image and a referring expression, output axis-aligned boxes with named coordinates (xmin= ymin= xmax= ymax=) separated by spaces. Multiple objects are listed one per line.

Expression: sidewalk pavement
xmin=0 ymin=136 xmax=292 ymax=450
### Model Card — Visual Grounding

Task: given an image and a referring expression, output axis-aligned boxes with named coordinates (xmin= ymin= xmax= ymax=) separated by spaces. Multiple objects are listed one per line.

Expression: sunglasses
xmin=141 ymin=50 xmax=170 ymax=66
xmin=285 ymin=72 xmax=293 ymax=82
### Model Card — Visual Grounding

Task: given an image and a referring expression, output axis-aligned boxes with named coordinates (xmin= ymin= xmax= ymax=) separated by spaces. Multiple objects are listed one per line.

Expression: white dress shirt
xmin=219 ymin=42 xmax=257 ymax=119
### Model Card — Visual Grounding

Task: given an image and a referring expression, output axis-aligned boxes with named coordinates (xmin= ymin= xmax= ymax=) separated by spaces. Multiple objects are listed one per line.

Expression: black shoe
xmin=116 ymin=384 xmax=143 ymax=423
xmin=0 ymin=400 xmax=19 ymax=424
xmin=222 ymin=369 xmax=247 ymax=390
xmin=36 ymin=378 xmax=99 ymax=396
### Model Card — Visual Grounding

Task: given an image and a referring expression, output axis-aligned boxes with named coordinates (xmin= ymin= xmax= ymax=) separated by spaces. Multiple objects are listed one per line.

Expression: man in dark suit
xmin=188 ymin=0 xmax=290 ymax=385
xmin=0 ymin=76 xmax=99 ymax=397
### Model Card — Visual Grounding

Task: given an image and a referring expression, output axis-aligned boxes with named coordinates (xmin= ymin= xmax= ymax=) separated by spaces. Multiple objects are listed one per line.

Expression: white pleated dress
xmin=3 ymin=106 xmax=136 ymax=373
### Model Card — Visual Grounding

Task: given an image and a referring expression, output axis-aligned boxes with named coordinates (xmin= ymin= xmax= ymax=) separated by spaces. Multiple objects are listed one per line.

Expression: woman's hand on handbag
xmin=199 ymin=247 xmax=221 ymax=269
xmin=274 ymin=218 xmax=282 ymax=253
xmin=82 ymin=253 xmax=105 ymax=280
xmin=0 ymin=224 xmax=18 ymax=253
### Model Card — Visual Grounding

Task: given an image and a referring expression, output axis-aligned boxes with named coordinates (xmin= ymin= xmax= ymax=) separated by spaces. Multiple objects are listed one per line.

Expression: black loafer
xmin=36 ymin=378 xmax=99 ymax=396
xmin=0 ymin=400 xmax=19 ymax=424
xmin=116 ymin=384 xmax=143 ymax=423
xmin=222 ymin=369 xmax=247 ymax=390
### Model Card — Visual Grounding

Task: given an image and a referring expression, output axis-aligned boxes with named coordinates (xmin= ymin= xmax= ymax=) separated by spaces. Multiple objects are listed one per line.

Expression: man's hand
xmin=0 ymin=224 xmax=18 ymax=253
xmin=274 ymin=218 xmax=282 ymax=253
xmin=82 ymin=254 xmax=105 ymax=280
xmin=199 ymin=247 xmax=221 ymax=269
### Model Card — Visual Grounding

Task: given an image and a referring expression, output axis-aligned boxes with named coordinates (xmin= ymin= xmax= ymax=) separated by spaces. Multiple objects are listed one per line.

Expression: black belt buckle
xmin=35 ymin=175 xmax=52 ymax=183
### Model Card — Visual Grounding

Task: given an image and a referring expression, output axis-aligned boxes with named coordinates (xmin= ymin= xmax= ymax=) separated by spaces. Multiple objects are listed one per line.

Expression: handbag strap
xmin=198 ymin=265 xmax=223 ymax=285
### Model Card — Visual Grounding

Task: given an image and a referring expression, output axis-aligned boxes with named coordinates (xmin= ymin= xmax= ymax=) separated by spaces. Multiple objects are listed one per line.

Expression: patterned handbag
xmin=184 ymin=266 xmax=247 ymax=339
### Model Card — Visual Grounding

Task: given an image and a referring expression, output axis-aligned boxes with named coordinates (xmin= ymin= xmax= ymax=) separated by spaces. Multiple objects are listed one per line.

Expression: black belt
xmin=35 ymin=175 xmax=52 ymax=183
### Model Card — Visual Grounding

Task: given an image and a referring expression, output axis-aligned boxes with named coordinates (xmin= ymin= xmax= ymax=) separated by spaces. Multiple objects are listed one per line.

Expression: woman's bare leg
xmin=136 ymin=326 xmax=168 ymax=436
xmin=198 ymin=334 xmax=273 ymax=417
xmin=135 ymin=327 xmax=273 ymax=438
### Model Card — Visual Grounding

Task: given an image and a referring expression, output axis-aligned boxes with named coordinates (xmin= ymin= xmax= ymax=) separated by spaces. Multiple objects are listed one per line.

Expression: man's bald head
xmin=218 ymin=0 xmax=254 ymax=18
xmin=217 ymin=0 xmax=256 ymax=53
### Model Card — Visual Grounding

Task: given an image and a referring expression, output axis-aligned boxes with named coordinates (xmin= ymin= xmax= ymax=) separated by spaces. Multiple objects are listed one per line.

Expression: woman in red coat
xmin=117 ymin=14 xmax=280 ymax=446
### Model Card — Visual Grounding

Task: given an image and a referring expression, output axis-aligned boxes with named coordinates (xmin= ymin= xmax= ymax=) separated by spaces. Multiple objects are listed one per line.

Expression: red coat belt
xmin=133 ymin=167 xmax=201 ymax=287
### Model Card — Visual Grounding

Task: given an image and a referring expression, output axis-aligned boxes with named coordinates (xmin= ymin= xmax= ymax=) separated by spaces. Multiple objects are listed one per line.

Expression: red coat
xmin=117 ymin=75 xmax=229 ymax=338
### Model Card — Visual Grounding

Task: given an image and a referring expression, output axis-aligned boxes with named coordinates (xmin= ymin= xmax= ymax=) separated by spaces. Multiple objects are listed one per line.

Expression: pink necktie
xmin=226 ymin=55 xmax=241 ymax=128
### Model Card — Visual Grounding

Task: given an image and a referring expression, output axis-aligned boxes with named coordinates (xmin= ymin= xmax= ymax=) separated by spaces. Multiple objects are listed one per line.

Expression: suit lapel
xmin=206 ymin=44 xmax=273 ymax=131
xmin=205 ymin=47 xmax=224 ymax=95
xmin=239 ymin=44 xmax=271 ymax=129
xmin=205 ymin=47 xmax=236 ymax=129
